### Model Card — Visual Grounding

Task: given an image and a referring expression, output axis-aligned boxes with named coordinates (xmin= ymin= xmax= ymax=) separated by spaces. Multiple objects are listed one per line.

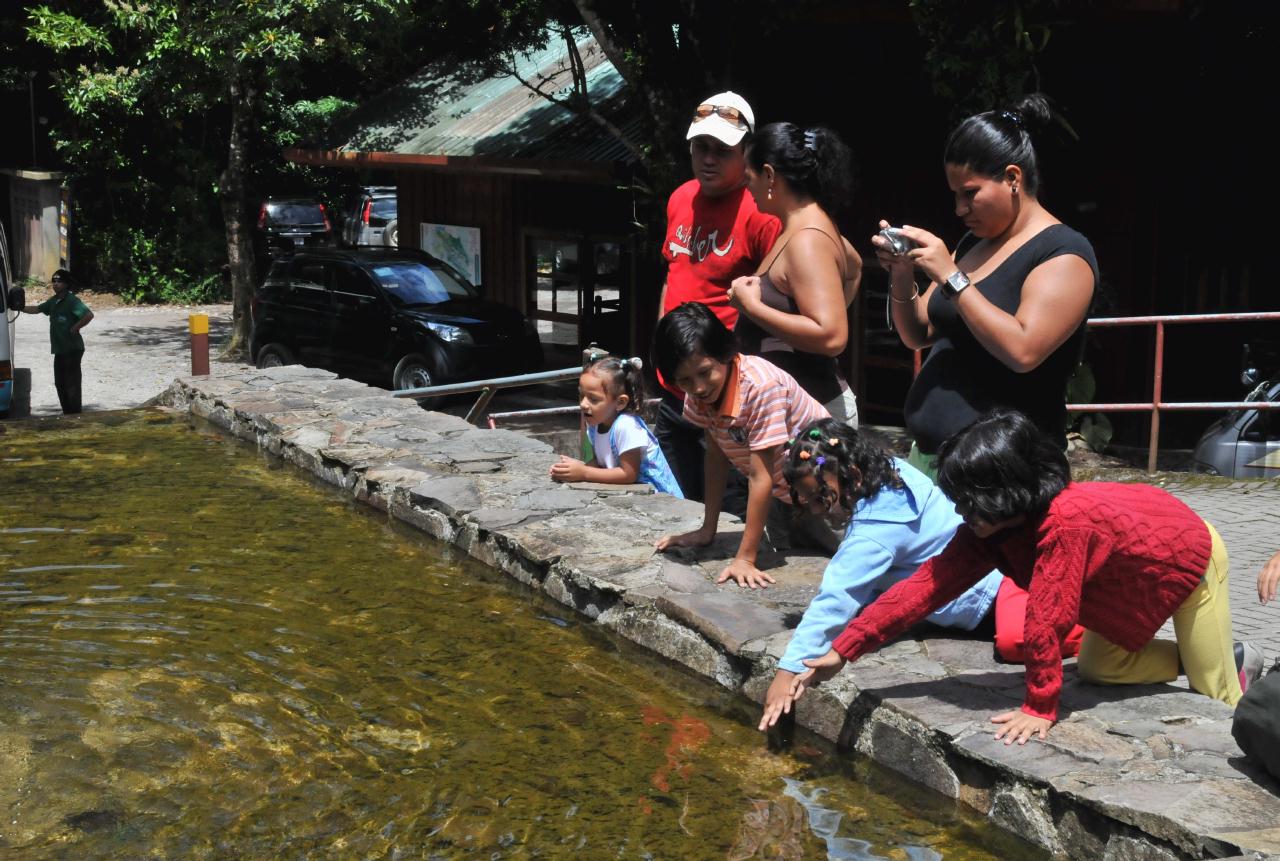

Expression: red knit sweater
xmin=831 ymin=482 xmax=1212 ymax=720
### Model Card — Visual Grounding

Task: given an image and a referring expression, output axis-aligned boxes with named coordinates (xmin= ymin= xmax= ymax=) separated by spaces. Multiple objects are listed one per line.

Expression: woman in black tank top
xmin=874 ymin=94 xmax=1097 ymax=459
xmin=726 ymin=122 xmax=863 ymax=424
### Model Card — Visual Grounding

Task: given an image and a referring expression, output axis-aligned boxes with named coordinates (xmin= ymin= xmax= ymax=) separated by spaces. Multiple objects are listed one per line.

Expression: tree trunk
xmin=219 ymin=71 xmax=257 ymax=361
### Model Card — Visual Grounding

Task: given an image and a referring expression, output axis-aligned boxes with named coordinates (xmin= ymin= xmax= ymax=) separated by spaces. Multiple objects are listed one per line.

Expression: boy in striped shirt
xmin=653 ymin=302 xmax=836 ymax=588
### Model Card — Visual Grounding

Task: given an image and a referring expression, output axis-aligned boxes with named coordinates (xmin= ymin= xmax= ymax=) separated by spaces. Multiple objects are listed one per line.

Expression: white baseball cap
xmin=686 ymin=91 xmax=755 ymax=147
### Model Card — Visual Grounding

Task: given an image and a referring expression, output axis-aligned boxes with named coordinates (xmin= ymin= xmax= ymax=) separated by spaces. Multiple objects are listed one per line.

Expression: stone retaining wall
xmin=163 ymin=366 xmax=1280 ymax=861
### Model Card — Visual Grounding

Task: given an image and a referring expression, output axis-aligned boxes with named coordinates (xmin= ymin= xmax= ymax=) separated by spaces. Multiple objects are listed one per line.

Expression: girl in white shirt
xmin=549 ymin=356 xmax=684 ymax=498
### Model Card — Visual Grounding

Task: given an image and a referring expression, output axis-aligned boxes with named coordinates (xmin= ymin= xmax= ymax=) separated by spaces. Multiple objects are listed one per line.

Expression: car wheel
xmin=385 ymin=219 xmax=399 ymax=248
xmin=392 ymin=354 xmax=438 ymax=409
xmin=256 ymin=343 xmax=297 ymax=369
xmin=3 ymin=368 xmax=31 ymax=419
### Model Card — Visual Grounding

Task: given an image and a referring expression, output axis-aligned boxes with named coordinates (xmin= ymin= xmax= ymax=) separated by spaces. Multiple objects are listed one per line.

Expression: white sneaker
xmin=1235 ymin=641 xmax=1265 ymax=694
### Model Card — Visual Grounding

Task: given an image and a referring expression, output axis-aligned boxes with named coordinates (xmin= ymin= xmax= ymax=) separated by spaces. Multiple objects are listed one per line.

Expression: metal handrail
xmin=392 ymin=365 xmax=584 ymax=424
xmin=1065 ymin=310 xmax=1280 ymax=472
xmin=392 ymin=345 xmax=610 ymax=425
xmin=907 ymin=310 xmax=1280 ymax=473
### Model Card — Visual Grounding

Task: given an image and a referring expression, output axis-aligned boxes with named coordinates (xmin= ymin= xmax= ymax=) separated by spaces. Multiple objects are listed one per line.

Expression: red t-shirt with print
xmin=661 ymin=180 xmax=780 ymax=330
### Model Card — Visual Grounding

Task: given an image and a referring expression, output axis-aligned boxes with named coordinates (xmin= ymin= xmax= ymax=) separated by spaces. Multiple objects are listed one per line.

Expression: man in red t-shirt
xmin=655 ymin=91 xmax=781 ymax=501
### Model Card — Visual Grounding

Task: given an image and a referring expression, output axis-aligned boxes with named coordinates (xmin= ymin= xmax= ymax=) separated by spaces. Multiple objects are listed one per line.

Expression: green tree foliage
xmin=908 ymin=0 xmax=1062 ymax=119
xmin=27 ymin=0 xmax=422 ymax=355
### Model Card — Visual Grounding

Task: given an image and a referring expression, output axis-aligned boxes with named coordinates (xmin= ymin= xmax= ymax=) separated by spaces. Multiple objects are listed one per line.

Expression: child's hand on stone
xmin=717 ymin=557 xmax=775 ymax=589
xmin=549 ymin=455 xmax=586 ymax=483
xmin=991 ymin=710 xmax=1052 ymax=745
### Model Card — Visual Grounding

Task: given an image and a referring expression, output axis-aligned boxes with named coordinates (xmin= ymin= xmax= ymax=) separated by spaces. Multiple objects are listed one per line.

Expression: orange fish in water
xmin=639 ymin=706 xmax=711 ymax=795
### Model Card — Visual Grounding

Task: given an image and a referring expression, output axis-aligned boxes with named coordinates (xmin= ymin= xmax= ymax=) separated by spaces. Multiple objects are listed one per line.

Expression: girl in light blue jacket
xmin=758 ymin=418 xmax=1005 ymax=731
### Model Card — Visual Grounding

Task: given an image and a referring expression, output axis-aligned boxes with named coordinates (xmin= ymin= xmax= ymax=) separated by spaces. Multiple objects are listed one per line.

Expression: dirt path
xmin=9 ymin=301 xmax=235 ymax=418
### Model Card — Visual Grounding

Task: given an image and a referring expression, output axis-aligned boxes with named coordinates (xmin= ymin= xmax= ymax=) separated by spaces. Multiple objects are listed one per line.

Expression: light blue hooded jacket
xmin=778 ymin=457 xmax=1003 ymax=673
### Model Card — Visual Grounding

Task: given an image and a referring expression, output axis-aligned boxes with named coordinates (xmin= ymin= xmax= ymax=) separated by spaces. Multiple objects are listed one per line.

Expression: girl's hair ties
xmin=798 ymin=450 xmax=811 ymax=460
xmin=815 ymin=456 xmax=826 ymax=467
xmin=1000 ymin=110 xmax=1022 ymax=127
xmin=829 ymin=438 xmax=840 ymax=446
xmin=624 ymin=357 xmax=643 ymax=370
xmin=808 ymin=429 xmax=822 ymax=440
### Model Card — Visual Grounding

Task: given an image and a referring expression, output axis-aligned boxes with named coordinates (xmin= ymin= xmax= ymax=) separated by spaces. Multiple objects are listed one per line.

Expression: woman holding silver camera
xmin=876 ymin=94 xmax=1097 ymax=462
xmin=728 ymin=122 xmax=862 ymax=423
xmin=875 ymin=94 xmax=1097 ymax=664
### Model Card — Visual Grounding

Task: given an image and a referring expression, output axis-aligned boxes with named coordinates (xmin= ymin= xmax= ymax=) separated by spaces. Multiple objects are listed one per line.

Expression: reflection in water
xmin=0 ymin=413 xmax=1043 ymax=859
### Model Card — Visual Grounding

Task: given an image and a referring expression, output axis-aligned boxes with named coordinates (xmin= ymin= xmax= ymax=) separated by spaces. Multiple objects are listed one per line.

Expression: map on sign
xmin=421 ymin=223 xmax=481 ymax=286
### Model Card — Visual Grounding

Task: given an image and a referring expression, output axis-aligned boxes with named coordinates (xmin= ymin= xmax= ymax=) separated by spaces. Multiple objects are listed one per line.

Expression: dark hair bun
xmin=1009 ymin=93 xmax=1052 ymax=134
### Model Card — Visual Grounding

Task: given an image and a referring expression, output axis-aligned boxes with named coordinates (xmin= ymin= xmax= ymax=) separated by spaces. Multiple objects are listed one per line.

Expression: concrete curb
xmin=163 ymin=366 xmax=1280 ymax=861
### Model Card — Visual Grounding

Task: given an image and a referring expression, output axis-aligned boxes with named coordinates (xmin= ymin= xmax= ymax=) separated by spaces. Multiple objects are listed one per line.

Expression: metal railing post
xmin=1147 ymin=321 xmax=1165 ymax=473
xmin=463 ymin=386 xmax=497 ymax=425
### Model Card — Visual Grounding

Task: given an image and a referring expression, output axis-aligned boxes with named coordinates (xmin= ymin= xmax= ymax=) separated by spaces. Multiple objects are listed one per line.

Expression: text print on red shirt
xmin=668 ymin=223 xmax=735 ymax=262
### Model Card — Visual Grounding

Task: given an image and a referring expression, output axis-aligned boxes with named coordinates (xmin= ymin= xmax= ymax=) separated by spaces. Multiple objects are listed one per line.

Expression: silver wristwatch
xmin=941 ymin=270 xmax=971 ymax=300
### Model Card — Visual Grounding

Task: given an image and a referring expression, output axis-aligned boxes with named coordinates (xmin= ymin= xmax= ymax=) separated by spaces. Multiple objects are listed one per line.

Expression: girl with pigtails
xmin=550 ymin=355 xmax=684 ymax=498
xmin=758 ymin=417 xmax=1006 ymax=731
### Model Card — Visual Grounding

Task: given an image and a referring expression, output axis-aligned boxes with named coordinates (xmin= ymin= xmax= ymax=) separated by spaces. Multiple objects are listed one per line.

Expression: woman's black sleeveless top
xmin=904 ymin=224 xmax=1098 ymax=454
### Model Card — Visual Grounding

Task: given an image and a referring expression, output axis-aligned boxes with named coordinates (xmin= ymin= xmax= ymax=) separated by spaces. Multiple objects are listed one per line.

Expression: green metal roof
xmin=329 ymin=33 xmax=639 ymax=165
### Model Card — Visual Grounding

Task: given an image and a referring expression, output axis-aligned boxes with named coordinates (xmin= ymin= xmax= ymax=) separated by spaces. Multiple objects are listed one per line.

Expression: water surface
xmin=0 ymin=412 xmax=1042 ymax=859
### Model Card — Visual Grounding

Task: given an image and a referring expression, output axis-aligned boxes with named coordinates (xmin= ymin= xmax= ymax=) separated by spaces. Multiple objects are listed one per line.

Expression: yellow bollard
xmin=189 ymin=313 xmax=210 ymax=376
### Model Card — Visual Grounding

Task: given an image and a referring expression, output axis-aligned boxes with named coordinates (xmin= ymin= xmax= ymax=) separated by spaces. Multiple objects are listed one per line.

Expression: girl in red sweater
xmin=793 ymin=409 xmax=1251 ymax=746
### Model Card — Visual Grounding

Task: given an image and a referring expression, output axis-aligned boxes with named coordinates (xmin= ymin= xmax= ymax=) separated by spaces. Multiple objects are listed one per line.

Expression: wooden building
xmin=286 ymin=37 xmax=645 ymax=367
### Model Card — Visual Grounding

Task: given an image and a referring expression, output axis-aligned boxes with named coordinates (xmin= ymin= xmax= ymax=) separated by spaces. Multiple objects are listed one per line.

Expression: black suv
xmin=256 ymin=198 xmax=333 ymax=257
xmin=251 ymin=248 xmax=543 ymax=402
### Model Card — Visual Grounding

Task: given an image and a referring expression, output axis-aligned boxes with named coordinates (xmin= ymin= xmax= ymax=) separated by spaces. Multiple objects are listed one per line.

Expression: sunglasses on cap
xmin=692 ymin=104 xmax=748 ymax=130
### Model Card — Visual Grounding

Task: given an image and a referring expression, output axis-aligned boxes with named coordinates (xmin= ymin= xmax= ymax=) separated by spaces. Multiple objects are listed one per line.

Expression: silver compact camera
xmin=878 ymin=226 xmax=920 ymax=256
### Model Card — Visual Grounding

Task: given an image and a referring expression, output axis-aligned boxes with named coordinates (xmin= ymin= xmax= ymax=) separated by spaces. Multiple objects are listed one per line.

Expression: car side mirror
xmin=7 ymin=286 xmax=25 ymax=312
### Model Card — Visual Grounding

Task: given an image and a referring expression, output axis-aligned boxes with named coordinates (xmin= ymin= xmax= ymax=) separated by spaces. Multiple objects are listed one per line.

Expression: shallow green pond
xmin=0 ymin=412 xmax=1043 ymax=860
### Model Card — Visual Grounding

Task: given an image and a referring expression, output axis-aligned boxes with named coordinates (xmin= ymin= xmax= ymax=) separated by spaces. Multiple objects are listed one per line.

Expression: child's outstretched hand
xmin=758 ymin=670 xmax=797 ymax=731
xmin=717 ymin=557 xmax=775 ymax=589
xmin=991 ymin=710 xmax=1053 ymax=745
xmin=549 ymin=455 xmax=587 ymax=483
xmin=789 ymin=649 xmax=847 ymax=701
xmin=655 ymin=526 xmax=716 ymax=552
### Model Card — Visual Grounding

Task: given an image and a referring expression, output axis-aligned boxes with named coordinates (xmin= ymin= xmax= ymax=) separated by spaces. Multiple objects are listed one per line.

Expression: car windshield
xmin=266 ymin=203 xmax=325 ymax=225
xmin=370 ymin=261 xmax=476 ymax=305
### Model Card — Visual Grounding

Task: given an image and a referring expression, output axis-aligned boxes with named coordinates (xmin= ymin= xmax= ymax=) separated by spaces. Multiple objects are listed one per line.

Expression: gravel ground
xmin=9 ymin=300 xmax=234 ymax=417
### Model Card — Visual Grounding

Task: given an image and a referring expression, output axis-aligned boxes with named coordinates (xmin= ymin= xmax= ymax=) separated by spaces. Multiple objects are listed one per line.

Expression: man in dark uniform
xmin=23 ymin=268 xmax=93 ymax=414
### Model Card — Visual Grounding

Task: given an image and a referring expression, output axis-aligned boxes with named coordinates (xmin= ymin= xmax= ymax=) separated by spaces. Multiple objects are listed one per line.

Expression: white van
xmin=1 ymin=222 xmax=26 ymax=418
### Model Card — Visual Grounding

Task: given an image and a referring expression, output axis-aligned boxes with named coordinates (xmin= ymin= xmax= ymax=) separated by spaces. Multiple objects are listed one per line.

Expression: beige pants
xmin=1077 ymin=522 xmax=1242 ymax=707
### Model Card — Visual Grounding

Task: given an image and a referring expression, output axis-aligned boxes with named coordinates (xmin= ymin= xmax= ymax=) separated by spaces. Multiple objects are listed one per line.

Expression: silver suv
xmin=341 ymin=187 xmax=398 ymax=248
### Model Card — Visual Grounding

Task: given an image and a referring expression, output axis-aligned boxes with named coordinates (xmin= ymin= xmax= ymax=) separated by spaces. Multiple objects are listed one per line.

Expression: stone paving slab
xmin=1161 ymin=480 xmax=1280 ymax=658
xmin=162 ymin=367 xmax=1280 ymax=861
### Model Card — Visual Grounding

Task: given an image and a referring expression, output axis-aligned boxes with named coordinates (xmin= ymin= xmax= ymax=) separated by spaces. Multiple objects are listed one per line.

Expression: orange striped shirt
xmin=684 ymin=355 xmax=830 ymax=500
